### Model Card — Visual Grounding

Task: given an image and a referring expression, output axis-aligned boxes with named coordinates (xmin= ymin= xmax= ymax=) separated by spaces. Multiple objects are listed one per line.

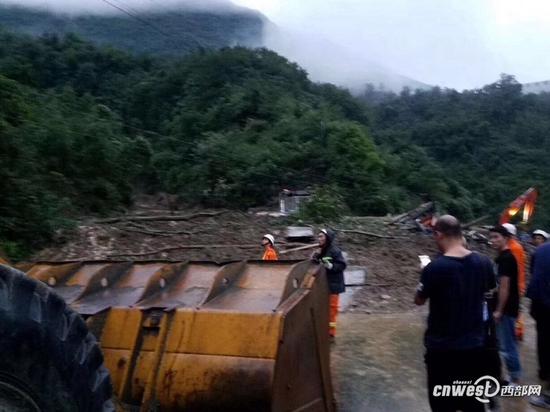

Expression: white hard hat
xmin=533 ymin=229 xmax=550 ymax=239
xmin=263 ymin=234 xmax=275 ymax=245
xmin=502 ymin=223 xmax=517 ymax=236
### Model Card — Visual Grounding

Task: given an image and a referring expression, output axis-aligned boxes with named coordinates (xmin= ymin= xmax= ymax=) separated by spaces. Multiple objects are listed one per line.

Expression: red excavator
xmin=499 ymin=187 xmax=538 ymax=225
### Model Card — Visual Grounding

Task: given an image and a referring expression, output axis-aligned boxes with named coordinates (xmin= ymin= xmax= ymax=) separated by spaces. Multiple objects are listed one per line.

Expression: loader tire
xmin=0 ymin=264 xmax=114 ymax=412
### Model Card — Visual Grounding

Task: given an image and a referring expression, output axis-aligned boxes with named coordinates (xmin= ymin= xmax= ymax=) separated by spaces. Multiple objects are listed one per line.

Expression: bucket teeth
xmin=25 ymin=260 xmax=335 ymax=411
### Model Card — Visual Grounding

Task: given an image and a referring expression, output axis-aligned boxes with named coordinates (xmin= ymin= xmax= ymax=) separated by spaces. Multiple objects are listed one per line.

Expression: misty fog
xmin=238 ymin=0 xmax=550 ymax=90
xmin=0 ymin=0 xmax=239 ymax=14
xmin=3 ymin=0 xmax=550 ymax=90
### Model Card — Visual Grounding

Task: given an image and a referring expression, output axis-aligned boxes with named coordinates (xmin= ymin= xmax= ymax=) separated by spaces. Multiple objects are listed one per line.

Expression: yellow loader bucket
xmin=25 ymin=260 xmax=335 ymax=412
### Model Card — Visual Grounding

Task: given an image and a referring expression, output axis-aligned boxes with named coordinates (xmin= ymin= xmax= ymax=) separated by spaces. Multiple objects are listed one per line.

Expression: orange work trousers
xmin=329 ymin=294 xmax=339 ymax=337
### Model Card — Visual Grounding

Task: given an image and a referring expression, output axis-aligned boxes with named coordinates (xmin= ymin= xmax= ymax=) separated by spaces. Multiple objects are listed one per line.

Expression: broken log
xmin=388 ymin=212 xmax=407 ymax=224
xmin=123 ymin=222 xmax=196 ymax=236
xmin=108 ymin=243 xmax=259 ymax=257
xmin=94 ymin=211 xmax=227 ymax=224
xmin=389 ymin=202 xmax=434 ymax=224
xmin=117 ymin=227 xmax=175 ymax=237
xmin=279 ymin=243 xmax=319 ymax=255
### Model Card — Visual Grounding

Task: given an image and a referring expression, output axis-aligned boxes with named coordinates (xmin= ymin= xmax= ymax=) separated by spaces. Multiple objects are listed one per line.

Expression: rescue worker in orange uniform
xmin=261 ymin=234 xmax=278 ymax=260
xmin=503 ymin=223 xmax=527 ymax=340
xmin=312 ymin=229 xmax=347 ymax=339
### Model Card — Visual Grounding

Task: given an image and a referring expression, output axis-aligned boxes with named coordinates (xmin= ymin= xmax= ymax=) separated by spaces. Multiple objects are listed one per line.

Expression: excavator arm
xmin=499 ymin=187 xmax=538 ymax=224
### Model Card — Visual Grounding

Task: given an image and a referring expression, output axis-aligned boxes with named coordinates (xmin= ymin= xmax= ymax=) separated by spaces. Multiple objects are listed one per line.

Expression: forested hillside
xmin=364 ymin=77 xmax=550 ymax=227
xmin=0 ymin=29 xmax=548 ymax=258
xmin=0 ymin=4 xmax=264 ymax=55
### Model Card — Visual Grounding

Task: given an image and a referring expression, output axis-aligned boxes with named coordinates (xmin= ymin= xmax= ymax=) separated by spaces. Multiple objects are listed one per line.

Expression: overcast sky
xmin=4 ymin=0 xmax=550 ymax=90
xmin=235 ymin=0 xmax=550 ymax=90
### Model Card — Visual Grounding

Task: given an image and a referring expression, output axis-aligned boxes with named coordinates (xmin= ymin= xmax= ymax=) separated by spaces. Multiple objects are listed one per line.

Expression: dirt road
xmin=332 ymin=310 xmax=541 ymax=412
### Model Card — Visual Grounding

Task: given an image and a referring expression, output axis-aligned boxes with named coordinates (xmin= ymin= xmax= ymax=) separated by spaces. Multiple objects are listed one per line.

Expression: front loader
xmin=0 ymin=259 xmax=335 ymax=411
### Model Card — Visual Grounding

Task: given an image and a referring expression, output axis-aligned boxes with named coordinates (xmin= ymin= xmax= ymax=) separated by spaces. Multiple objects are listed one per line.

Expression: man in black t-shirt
xmin=415 ymin=215 xmax=496 ymax=411
xmin=489 ymin=225 xmax=522 ymax=383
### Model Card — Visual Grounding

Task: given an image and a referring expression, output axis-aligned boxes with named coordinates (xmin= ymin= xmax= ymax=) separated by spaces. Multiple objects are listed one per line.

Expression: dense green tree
xmin=2 ymin=28 xmax=550 ymax=259
xmin=365 ymin=74 xmax=550 ymax=226
xmin=0 ymin=73 xmax=149 ymax=256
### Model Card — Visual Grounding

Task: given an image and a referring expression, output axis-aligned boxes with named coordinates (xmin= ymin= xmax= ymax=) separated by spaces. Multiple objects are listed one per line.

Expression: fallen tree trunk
xmin=388 ymin=212 xmax=408 ymax=224
xmin=389 ymin=202 xmax=434 ymax=224
xmin=279 ymin=243 xmax=319 ymax=255
xmin=108 ymin=243 xmax=259 ymax=257
xmin=95 ymin=211 xmax=227 ymax=224
xmin=119 ymin=222 xmax=196 ymax=236
xmin=117 ymin=227 xmax=185 ymax=237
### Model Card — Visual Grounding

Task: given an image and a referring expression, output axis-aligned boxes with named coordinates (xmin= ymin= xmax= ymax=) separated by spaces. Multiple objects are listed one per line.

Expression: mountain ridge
xmin=0 ymin=3 xmax=431 ymax=92
xmin=0 ymin=3 xmax=266 ymax=55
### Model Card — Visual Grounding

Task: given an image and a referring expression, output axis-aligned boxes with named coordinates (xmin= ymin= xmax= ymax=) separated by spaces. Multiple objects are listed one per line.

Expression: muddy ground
xmin=34 ymin=195 xmax=494 ymax=313
xmin=33 ymin=197 xmax=544 ymax=411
